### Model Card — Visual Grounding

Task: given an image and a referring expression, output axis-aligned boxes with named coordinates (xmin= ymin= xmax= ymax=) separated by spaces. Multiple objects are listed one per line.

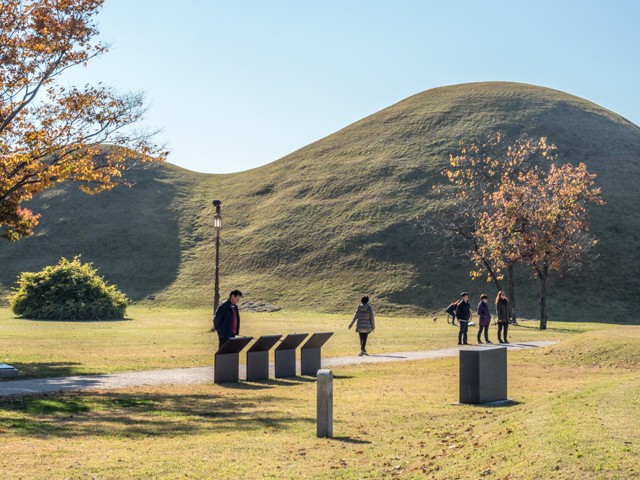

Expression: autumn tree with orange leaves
xmin=435 ymin=133 xmax=604 ymax=329
xmin=476 ymin=162 xmax=604 ymax=329
xmin=429 ymin=133 xmax=557 ymax=322
xmin=0 ymin=0 xmax=167 ymax=242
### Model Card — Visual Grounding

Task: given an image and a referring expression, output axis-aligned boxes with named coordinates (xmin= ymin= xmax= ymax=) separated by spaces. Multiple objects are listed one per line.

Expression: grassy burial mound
xmin=1 ymin=82 xmax=639 ymax=320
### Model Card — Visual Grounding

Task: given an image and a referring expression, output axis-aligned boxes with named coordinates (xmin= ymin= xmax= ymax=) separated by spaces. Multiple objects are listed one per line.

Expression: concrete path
xmin=0 ymin=341 xmax=556 ymax=396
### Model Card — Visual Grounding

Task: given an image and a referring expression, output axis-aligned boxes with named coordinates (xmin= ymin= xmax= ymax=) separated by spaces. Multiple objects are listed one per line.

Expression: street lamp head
xmin=212 ymin=200 xmax=222 ymax=229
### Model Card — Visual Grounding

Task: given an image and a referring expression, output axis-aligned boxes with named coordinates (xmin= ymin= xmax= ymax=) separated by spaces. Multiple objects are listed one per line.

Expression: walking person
xmin=455 ymin=292 xmax=471 ymax=345
xmin=476 ymin=294 xmax=492 ymax=344
xmin=348 ymin=296 xmax=375 ymax=356
xmin=213 ymin=290 xmax=242 ymax=350
xmin=496 ymin=291 xmax=510 ymax=344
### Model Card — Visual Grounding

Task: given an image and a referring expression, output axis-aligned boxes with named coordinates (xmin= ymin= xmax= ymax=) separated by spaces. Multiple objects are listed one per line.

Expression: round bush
xmin=10 ymin=256 xmax=128 ymax=320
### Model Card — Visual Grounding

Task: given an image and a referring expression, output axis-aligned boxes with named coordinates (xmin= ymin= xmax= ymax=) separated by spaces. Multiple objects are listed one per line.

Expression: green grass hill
xmin=1 ymin=82 xmax=638 ymax=321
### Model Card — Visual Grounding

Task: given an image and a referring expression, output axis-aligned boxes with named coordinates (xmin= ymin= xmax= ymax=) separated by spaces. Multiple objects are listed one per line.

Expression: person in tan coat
xmin=348 ymin=295 xmax=375 ymax=356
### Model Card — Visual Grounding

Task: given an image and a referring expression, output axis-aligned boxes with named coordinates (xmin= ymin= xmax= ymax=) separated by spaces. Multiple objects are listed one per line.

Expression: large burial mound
xmin=1 ymin=82 xmax=639 ymax=321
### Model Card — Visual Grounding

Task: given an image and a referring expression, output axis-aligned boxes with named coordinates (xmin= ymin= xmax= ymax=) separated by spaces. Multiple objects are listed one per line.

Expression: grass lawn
xmin=0 ymin=307 xmax=611 ymax=379
xmin=0 ymin=324 xmax=638 ymax=479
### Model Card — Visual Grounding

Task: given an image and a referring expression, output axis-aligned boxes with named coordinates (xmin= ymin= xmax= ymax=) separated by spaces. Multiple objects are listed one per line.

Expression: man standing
xmin=455 ymin=292 xmax=471 ymax=345
xmin=213 ymin=290 xmax=242 ymax=350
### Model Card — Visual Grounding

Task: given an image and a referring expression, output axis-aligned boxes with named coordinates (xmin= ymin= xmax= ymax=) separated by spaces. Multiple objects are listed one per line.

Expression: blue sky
xmin=63 ymin=0 xmax=640 ymax=174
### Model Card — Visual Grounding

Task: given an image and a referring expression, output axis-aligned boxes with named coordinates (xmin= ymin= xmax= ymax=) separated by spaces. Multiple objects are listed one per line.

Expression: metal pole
xmin=214 ymin=223 xmax=220 ymax=313
xmin=212 ymin=200 xmax=222 ymax=331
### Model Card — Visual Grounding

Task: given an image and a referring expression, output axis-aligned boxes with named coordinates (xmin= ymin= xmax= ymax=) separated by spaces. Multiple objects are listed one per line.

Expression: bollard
xmin=317 ymin=369 xmax=333 ymax=438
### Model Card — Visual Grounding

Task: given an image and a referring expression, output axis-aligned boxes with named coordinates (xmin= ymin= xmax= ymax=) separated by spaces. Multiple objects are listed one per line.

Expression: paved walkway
xmin=0 ymin=341 xmax=556 ymax=396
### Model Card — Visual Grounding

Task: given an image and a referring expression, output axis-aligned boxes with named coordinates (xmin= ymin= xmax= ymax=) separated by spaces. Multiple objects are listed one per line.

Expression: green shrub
xmin=10 ymin=256 xmax=128 ymax=320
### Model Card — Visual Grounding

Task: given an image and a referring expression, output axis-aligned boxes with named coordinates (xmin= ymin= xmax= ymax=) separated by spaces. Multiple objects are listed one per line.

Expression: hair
xmin=495 ymin=291 xmax=508 ymax=304
xmin=480 ymin=294 xmax=488 ymax=300
xmin=361 ymin=295 xmax=370 ymax=304
xmin=230 ymin=289 xmax=243 ymax=298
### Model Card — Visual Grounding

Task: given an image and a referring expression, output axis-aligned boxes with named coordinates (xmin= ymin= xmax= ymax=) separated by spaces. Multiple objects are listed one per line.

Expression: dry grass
xmin=0 ymin=307 xmax=605 ymax=379
xmin=0 ymin=325 xmax=639 ymax=479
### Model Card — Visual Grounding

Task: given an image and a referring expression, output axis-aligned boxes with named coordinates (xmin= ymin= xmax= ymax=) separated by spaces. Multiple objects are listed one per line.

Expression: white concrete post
xmin=317 ymin=369 xmax=333 ymax=438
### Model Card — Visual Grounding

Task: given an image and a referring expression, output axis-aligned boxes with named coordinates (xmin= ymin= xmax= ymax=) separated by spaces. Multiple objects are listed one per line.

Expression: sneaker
xmin=485 ymin=340 xmax=493 ymax=344
xmin=363 ymin=350 xmax=369 ymax=356
xmin=504 ymin=340 xmax=510 ymax=344
xmin=458 ymin=342 xmax=462 ymax=345
xmin=477 ymin=340 xmax=484 ymax=344
xmin=463 ymin=342 xmax=470 ymax=345
xmin=358 ymin=350 xmax=364 ymax=356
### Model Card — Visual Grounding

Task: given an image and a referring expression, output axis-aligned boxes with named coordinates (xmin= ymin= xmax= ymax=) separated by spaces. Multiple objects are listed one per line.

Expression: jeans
xmin=458 ymin=321 xmax=469 ymax=344
xmin=477 ymin=325 xmax=490 ymax=342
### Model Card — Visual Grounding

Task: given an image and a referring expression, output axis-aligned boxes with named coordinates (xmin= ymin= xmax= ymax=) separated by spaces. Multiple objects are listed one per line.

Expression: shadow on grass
xmin=218 ymin=377 xmax=318 ymax=390
xmin=0 ymin=389 xmax=314 ymax=438
xmin=14 ymin=317 xmax=133 ymax=323
xmin=513 ymin=324 xmax=585 ymax=334
xmin=6 ymin=361 xmax=85 ymax=379
xmin=330 ymin=436 xmax=372 ymax=445
xmin=454 ymin=400 xmax=523 ymax=409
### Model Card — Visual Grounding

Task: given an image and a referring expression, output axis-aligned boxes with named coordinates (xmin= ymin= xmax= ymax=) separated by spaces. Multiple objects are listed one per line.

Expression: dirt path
xmin=0 ymin=341 xmax=556 ymax=396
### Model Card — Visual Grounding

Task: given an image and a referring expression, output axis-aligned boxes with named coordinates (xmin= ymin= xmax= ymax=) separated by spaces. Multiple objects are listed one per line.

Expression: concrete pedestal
xmin=317 ymin=369 xmax=333 ymax=438
xmin=0 ymin=364 xmax=18 ymax=379
xmin=459 ymin=346 xmax=507 ymax=404
xmin=300 ymin=332 xmax=333 ymax=376
xmin=214 ymin=336 xmax=253 ymax=384
xmin=274 ymin=333 xmax=308 ymax=378
xmin=246 ymin=335 xmax=281 ymax=381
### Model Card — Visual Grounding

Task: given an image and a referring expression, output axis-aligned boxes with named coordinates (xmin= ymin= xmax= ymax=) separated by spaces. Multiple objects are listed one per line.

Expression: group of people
xmin=448 ymin=291 xmax=511 ymax=345
xmin=212 ymin=289 xmax=511 ymax=357
xmin=345 ymin=291 xmax=512 ymax=354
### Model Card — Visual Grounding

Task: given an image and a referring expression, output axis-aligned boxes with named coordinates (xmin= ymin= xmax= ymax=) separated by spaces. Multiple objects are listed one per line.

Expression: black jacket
xmin=214 ymin=299 xmax=240 ymax=338
xmin=455 ymin=300 xmax=471 ymax=321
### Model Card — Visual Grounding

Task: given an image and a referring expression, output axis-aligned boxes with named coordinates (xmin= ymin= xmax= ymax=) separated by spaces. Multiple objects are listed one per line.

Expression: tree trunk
xmin=473 ymin=238 xmax=503 ymax=291
xmin=507 ymin=260 xmax=516 ymax=322
xmin=538 ymin=266 xmax=548 ymax=330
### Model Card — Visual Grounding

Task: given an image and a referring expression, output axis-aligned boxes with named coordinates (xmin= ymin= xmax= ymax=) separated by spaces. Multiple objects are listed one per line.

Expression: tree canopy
xmin=424 ymin=133 xmax=604 ymax=329
xmin=0 ymin=0 xmax=168 ymax=242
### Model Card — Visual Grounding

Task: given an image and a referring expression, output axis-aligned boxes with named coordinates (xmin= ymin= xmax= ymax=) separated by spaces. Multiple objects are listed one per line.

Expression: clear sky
xmin=63 ymin=0 xmax=640 ymax=174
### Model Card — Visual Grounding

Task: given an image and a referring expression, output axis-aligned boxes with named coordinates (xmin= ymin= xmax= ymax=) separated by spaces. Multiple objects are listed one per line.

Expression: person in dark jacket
xmin=495 ymin=290 xmax=510 ymax=344
xmin=348 ymin=296 xmax=375 ymax=356
xmin=476 ymin=294 xmax=492 ymax=344
xmin=455 ymin=292 xmax=471 ymax=345
xmin=213 ymin=290 xmax=242 ymax=349
xmin=445 ymin=301 xmax=459 ymax=326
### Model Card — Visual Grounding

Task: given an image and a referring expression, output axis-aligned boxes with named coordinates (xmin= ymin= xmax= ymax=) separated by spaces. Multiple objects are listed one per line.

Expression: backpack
xmin=445 ymin=302 xmax=458 ymax=316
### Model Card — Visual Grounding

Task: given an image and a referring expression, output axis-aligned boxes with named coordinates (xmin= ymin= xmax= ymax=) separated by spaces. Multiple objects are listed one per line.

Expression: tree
xmin=420 ymin=133 xmax=556 ymax=321
xmin=476 ymin=162 xmax=604 ymax=329
xmin=0 ymin=0 xmax=168 ymax=242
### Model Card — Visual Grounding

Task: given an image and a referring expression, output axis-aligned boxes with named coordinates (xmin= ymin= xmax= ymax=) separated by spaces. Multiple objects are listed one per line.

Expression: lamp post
xmin=212 ymin=200 xmax=222 ymax=330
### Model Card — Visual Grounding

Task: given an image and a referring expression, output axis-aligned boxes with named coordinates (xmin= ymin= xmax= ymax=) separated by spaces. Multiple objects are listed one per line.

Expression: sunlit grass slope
xmin=1 ymin=82 xmax=639 ymax=320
